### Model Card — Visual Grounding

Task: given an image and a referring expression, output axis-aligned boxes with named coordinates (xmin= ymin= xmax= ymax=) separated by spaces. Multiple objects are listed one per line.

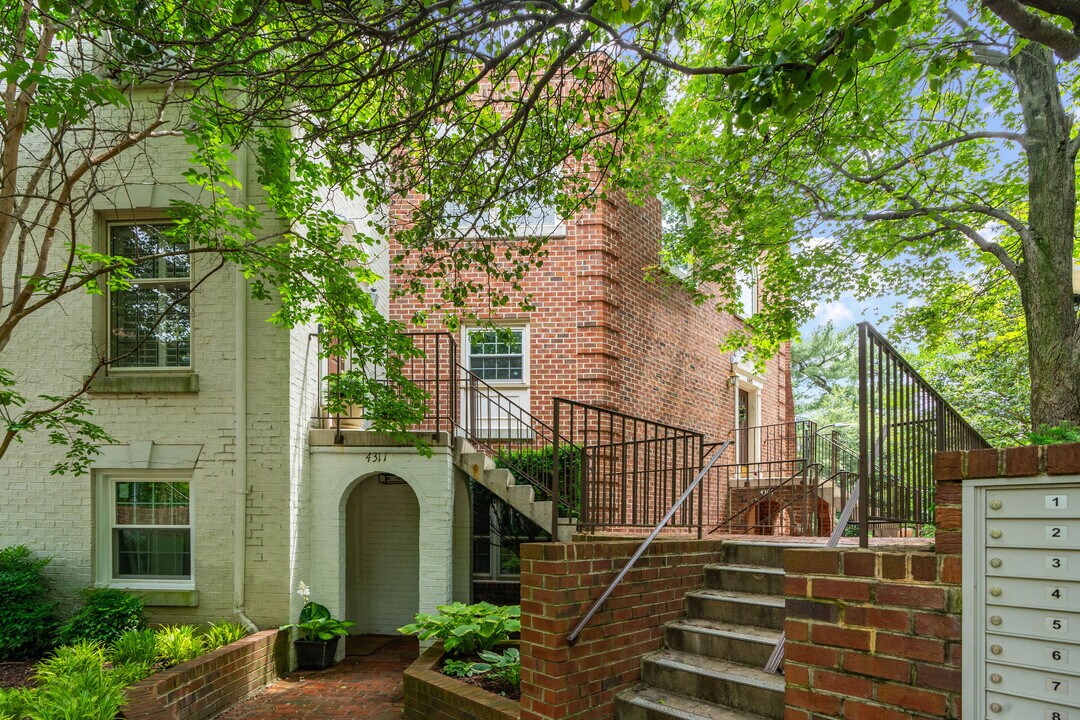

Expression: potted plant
xmin=281 ymin=582 xmax=354 ymax=670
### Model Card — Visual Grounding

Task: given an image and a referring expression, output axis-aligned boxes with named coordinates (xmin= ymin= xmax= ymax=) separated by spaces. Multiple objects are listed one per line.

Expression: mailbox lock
xmin=990 ymin=674 xmax=1002 ymax=684
xmin=990 ymin=500 xmax=1003 ymax=510
xmin=990 ymin=644 xmax=1003 ymax=655
xmin=990 ymin=615 xmax=1003 ymax=626
xmin=990 ymin=587 xmax=1003 ymax=597
xmin=990 ymin=529 xmax=1003 ymax=539
xmin=990 ymin=703 xmax=1003 ymax=713
xmin=990 ymin=558 xmax=1003 ymax=568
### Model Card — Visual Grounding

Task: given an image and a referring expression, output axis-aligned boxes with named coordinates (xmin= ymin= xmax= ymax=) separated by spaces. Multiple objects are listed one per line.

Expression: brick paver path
xmin=216 ymin=636 xmax=419 ymax=719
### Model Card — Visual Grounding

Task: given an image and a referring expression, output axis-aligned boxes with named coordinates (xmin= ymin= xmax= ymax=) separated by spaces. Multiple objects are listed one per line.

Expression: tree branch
xmin=983 ymin=0 xmax=1080 ymax=60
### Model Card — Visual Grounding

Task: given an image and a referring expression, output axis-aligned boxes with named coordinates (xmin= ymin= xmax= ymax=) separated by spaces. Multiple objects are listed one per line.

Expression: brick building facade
xmin=389 ymin=188 xmax=795 ymax=445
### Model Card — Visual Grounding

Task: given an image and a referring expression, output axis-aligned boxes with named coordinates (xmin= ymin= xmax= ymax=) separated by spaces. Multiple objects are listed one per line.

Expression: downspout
xmin=234 ymin=144 xmax=258 ymax=633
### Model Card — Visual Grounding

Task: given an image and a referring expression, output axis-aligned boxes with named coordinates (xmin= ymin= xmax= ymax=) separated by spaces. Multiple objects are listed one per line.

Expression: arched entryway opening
xmin=344 ymin=473 xmax=420 ymax=634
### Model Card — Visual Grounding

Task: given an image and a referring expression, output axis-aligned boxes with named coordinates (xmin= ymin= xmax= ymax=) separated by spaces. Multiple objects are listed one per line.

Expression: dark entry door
xmin=737 ymin=388 xmax=750 ymax=464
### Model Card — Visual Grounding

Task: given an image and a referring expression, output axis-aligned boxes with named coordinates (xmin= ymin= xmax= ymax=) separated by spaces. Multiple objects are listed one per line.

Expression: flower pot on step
xmin=294 ymin=636 xmax=340 ymax=670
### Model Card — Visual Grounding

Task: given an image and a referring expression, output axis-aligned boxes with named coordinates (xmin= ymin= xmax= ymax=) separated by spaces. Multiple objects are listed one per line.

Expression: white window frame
xmin=105 ymin=220 xmax=193 ymax=373
xmin=462 ymin=325 xmax=530 ymax=388
xmin=733 ymin=363 xmax=765 ymax=465
xmin=94 ymin=470 xmax=195 ymax=591
xmin=735 ymin=268 xmax=758 ymax=319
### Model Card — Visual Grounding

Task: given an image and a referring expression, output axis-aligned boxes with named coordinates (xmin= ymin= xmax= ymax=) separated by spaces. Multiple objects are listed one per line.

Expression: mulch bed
xmin=455 ymin=673 xmax=520 ymax=701
xmin=0 ymin=661 xmax=37 ymax=690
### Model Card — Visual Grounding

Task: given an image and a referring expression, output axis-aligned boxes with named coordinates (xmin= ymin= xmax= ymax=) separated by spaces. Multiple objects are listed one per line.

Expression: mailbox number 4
xmin=1048 ymin=495 xmax=1069 ymax=509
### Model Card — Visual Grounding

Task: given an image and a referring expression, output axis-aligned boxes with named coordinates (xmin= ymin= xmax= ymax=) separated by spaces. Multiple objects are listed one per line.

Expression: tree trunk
xmin=1012 ymin=44 xmax=1080 ymax=429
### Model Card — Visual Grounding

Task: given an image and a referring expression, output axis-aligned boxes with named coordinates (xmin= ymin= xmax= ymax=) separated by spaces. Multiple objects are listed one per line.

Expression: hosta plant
xmin=398 ymin=602 xmax=520 ymax=657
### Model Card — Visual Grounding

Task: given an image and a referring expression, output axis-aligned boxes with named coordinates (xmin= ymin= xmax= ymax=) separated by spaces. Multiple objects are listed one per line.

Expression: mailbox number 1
xmin=1048 ymin=495 xmax=1069 ymax=509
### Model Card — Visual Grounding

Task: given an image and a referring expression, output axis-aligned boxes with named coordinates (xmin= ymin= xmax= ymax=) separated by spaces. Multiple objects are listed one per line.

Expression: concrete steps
xmin=456 ymin=446 xmax=575 ymax=541
xmin=615 ymin=542 xmax=787 ymax=720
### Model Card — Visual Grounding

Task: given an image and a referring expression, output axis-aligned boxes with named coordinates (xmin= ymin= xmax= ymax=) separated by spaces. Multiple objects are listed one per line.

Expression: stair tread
xmin=706 ymin=564 xmax=785 ymax=576
xmin=686 ymin=589 xmax=785 ymax=608
xmin=618 ymin=685 xmax=772 ymax=720
xmin=667 ymin=618 xmax=782 ymax=645
xmin=645 ymin=650 xmax=786 ymax=694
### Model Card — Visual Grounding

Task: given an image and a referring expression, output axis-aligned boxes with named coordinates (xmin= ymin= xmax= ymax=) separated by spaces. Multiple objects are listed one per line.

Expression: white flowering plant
xmin=280 ymin=582 xmax=354 ymax=642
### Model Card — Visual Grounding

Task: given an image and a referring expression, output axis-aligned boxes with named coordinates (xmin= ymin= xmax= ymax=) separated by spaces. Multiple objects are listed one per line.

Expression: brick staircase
xmin=616 ymin=542 xmax=787 ymax=720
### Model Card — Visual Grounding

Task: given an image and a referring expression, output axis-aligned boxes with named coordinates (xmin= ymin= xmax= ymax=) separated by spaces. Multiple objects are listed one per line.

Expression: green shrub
xmin=0 ymin=545 xmax=59 ymax=659
xmin=34 ymin=641 xmax=107 ymax=682
xmin=202 ymin=621 xmax=249 ymax=651
xmin=57 ymin=588 xmax=145 ymax=646
xmin=109 ymin=628 xmax=158 ymax=667
xmin=29 ymin=666 xmax=126 ymax=720
xmin=478 ymin=647 xmax=520 ymax=688
xmin=0 ymin=687 xmax=40 ymax=720
xmin=155 ymin=625 xmax=205 ymax=668
xmin=493 ymin=445 xmax=583 ymax=517
xmin=442 ymin=659 xmax=486 ymax=678
xmin=109 ymin=661 xmax=153 ymax=685
xmin=1030 ymin=422 xmax=1080 ymax=445
xmin=398 ymin=602 xmax=520 ymax=658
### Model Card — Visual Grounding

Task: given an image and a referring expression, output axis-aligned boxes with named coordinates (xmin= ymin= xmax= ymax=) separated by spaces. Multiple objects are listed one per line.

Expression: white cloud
xmin=815 ymin=301 xmax=855 ymax=324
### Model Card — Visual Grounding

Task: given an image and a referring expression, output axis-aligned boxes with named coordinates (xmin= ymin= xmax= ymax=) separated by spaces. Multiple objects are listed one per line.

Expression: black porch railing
xmin=552 ymin=398 xmax=705 ymax=536
xmin=857 ymin=322 xmax=990 ymax=546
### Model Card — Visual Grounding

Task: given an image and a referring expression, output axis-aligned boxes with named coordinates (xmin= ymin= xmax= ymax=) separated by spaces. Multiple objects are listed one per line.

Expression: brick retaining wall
xmin=403 ymin=642 xmax=520 ymax=720
xmin=783 ymin=547 xmax=963 ymax=720
xmin=122 ymin=629 xmax=287 ymax=720
xmin=518 ymin=538 xmax=725 ymax=720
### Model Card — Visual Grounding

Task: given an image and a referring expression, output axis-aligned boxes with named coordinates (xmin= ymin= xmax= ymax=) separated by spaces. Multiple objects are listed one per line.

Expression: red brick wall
xmin=933 ymin=443 xmax=1080 ymax=555
xmin=404 ymin=643 xmax=520 ymax=720
xmin=123 ymin=630 xmax=287 ymax=720
xmin=517 ymin=538 xmax=725 ymax=720
xmin=783 ymin=548 xmax=963 ymax=720
xmin=389 ymin=189 xmax=794 ymax=443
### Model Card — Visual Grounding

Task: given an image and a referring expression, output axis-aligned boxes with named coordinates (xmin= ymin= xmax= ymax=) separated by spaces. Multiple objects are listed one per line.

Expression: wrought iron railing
xmin=312 ymin=331 xmax=578 ymax=520
xmin=552 ymin=398 xmax=706 ymax=536
xmin=706 ymin=420 xmax=859 ymax=537
xmin=857 ymin=322 xmax=990 ymax=546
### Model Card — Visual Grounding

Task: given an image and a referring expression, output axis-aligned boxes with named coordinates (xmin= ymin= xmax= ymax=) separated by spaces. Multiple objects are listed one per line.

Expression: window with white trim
xmin=736 ymin=269 xmax=757 ymax=318
xmin=467 ymin=327 xmax=526 ymax=383
xmin=110 ymin=479 xmax=191 ymax=581
xmin=108 ymin=222 xmax=191 ymax=369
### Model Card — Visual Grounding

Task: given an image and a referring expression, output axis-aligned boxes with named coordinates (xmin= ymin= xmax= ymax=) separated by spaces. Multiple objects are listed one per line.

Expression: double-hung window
xmin=108 ymin=222 xmax=191 ymax=369
xmin=110 ymin=478 xmax=192 ymax=581
xmin=467 ymin=328 xmax=525 ymax=383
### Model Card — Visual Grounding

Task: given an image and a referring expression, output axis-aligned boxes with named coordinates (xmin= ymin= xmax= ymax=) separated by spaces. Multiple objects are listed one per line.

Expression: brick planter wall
xmin=783 ymin=548 xmax=963 ymax=720
xmin=403 ymin=642 xmax=520 ymax=720
xmin=122 ymin=629 xmax=287 ymax=720
xmin=518 ymin=538 xmax=726 ymax=720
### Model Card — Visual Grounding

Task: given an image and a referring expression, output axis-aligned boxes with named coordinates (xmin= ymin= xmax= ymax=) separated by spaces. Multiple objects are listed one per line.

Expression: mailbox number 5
xmin=1048 ymin=495 xmax=1068 ymax=509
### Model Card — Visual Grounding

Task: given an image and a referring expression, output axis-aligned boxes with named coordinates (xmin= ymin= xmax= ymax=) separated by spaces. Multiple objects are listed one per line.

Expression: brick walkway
xmin=216 ymin=636 xmax=419 ymax=719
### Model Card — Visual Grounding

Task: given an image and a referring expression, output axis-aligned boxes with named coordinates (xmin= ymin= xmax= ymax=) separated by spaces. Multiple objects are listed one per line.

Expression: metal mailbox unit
xmin=964 ymin=475 xmax=1080 ymax=720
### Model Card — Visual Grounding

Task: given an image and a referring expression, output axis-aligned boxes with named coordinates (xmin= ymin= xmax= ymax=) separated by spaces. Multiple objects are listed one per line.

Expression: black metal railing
xmin=706 ymin=420 xmax=859 ymax=537
xmin=553 ymin=398 xmax=706 ymax=536
xmin=313 ymin=331 xmax=579 ymax=520
xmin=857 ymin=322 xmax=990 ymax=546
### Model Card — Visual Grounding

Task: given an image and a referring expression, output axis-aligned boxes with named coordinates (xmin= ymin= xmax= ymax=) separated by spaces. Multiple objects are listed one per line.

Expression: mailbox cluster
xmin=964 ymin=477 xmax=1080 ymax=720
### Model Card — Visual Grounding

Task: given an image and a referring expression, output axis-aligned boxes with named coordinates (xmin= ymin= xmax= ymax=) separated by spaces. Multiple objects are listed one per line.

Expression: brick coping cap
xmin=934 ymin=443 xmax=1080 ymax=482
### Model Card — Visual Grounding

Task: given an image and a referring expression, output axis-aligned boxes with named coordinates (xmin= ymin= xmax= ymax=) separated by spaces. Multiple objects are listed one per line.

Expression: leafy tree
xmin=791 ymin=322 xmax=859 ymax=449
xmin=6 ymin=0 xmax=1079 ymax=473
xmin=628 ymin=0 xmax=1080 ymax=429
xmin=902 ymin=269 xmax=1032 ymax=446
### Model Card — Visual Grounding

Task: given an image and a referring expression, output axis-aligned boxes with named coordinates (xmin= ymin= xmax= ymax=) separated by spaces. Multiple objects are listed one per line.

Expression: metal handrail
xmin=566 ymin=439 xmax=733 ymax=646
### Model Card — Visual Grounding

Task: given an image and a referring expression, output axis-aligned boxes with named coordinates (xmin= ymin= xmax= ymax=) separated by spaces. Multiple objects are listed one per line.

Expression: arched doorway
xmin=344 ymin=474 xmax=420 ymax=634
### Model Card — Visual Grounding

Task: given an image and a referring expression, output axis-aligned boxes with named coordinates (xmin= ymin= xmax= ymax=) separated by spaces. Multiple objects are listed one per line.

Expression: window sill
xmin=87 ymin=373 xmax=199 ymax=394
xmin=97 ymin=584 xmax=199 ymax=607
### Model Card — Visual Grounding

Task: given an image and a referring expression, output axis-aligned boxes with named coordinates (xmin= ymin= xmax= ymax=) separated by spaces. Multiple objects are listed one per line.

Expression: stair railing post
xmin=552 ymin=401 xmax=561 ymax=541
xmin=857 ymin=322 xmax=870 ymax=549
